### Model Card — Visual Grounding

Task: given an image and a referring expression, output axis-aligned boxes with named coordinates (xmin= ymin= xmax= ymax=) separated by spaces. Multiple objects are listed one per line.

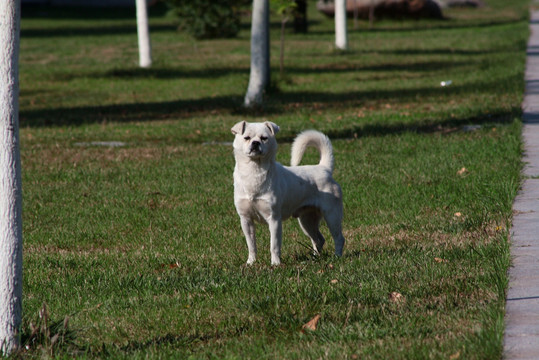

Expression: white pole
xmin=136 ymin=0 xmax=152 ymax=68
xmin=0 ymin=0 xmax=23 ymax=355
xmin=335 ymin=0 xmax=348 ymax=50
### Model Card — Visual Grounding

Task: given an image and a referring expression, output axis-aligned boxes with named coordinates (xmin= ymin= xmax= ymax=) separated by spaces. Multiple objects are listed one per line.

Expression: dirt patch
xmin=344 ymin=221 xmax=508 ymax=250
xmin=22 ymin=145 xmax=189 ymax=171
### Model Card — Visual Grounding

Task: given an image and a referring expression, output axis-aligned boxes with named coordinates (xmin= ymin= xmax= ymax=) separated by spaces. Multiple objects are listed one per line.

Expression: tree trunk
xmin=0 ymin=0 xmax=23 ymax=355
xmin=335 ymin=0 xmax=348 ymax=50
xmin=244 ymin=0 xmax=270 ymax=107
xmin=136 ymin=0 xmax=152 ymax=68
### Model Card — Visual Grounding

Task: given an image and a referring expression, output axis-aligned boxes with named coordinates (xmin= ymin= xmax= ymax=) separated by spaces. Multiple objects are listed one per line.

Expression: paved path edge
xmin=503 ymin=8 xmax=539 ymax=360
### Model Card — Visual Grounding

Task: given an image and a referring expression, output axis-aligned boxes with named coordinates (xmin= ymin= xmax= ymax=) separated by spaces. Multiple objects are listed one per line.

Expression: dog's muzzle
xmin=249 ymin=141 xmax=262 ymax=155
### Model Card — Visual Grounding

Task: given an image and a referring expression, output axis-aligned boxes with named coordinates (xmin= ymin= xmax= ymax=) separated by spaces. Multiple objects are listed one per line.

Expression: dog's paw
xmin=246 ymin=258 xmax=256 ymax=265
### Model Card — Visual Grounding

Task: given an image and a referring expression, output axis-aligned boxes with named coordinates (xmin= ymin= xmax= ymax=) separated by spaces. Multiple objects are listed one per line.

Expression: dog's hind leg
xmin=322 ymin=205 xmax=345 ymax=257
xmin=298 ymin=209 xmax=326 ymax=254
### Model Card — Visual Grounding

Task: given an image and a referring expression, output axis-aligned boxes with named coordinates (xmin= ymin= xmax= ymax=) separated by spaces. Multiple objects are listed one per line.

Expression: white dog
xmin=231 ymin=121 xmax=345 ymax=265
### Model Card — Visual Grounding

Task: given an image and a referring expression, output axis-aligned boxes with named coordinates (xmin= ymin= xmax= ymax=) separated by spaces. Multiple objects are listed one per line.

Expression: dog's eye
xmin=260 ymin=136 xmax=268 ymax=141
xmin=244 ymin=136 xmax=251 ymax=141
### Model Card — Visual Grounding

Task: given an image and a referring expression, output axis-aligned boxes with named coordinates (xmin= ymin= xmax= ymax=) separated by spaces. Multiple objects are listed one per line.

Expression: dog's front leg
xmin=267 ymin=216 xmax=283 ymax=266
xmin=240 ymin=216 xmax=257 ymax=264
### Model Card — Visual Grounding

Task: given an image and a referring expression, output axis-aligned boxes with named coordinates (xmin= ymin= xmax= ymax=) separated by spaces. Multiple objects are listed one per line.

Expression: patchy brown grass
xmin=22 ymin=144 xmax=191 ymax=170
xmin=343 ymin=220 xmax=507 ymax=250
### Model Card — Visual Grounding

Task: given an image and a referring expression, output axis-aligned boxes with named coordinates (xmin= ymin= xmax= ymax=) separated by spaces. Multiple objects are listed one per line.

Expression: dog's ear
xmin=264 ymin=121 xmax=280 ymax=135
xmin=231 ymin=121 xmax=247 ymax=135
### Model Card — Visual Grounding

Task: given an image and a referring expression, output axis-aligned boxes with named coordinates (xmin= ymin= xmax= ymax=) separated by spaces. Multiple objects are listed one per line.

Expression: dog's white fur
xmin=231 ymin=121 xmax=345 ymax=265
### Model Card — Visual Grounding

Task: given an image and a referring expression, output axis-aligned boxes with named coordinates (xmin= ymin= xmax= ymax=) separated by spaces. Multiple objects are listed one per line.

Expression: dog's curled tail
xmin=290 ymin=130 xmax=334 ymax=171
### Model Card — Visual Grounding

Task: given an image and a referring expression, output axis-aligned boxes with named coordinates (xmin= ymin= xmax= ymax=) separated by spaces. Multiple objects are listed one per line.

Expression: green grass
xmin=18 ymin=1 xmax=527 ymax=358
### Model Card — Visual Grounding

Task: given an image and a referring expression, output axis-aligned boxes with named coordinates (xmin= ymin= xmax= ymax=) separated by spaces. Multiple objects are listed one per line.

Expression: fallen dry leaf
xmin=388 ymin=292 xmax=405 ymax=304
xmin=457 ymin=167 xmax=468 ymax=175
xmin=449 ymin=351 xmax=461 ymax=360
xmin=454 ymin=212 xmax=462 ymax=217
xmin=157 ymin=262 xmax=180 ymax=273
xmin=330 ymin=279 xmax=338 ymax=284
xmin=434 ymin=257 xmax=448 ymax=263
xmin=302 ymin=314 xmax=321 ymax=331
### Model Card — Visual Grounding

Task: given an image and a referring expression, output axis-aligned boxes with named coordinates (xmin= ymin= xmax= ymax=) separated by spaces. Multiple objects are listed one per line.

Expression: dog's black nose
xmin=251 ymin=141 xmax=261 ymax=150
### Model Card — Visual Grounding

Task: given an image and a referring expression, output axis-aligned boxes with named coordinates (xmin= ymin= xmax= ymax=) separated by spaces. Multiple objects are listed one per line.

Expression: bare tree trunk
xmin=244 ymin=0 xmax=270 ymax=107
xmin=136 ymin=0 xmax=152 ymax=68
xmin=335 ymin=0 xmax=348 ymax=50
xmin=0 ymin=0 xmax=23 ymax=355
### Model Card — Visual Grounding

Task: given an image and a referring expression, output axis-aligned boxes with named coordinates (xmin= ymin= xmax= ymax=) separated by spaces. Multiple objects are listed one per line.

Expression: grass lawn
xmin=18 ymin=0 xmax=527 ymax=358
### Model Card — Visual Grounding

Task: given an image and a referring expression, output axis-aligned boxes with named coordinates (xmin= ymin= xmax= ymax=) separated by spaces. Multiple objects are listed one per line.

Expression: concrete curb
xmin=503 ymin=9 xmax=539 ymax=360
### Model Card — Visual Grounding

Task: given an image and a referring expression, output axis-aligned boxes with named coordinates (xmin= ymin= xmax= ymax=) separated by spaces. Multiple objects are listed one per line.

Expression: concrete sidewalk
xmin=503 ymin=8 xmax=539 ymax=360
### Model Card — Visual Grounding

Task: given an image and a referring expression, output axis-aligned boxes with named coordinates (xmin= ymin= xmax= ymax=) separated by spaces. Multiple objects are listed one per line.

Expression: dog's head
xmin=231 ymin=121 xmax=280 ymax=161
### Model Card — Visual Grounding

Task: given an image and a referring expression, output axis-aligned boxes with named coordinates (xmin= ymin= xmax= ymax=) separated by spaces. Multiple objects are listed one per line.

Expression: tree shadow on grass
xmin=49 ymin=57 xmax=466 ymax=82
xmin=112 ymin=333 xmax=214 ymax=353
xmin=303 ymin=16 xmax=526 ymax=36
xmin=87 ymin=57 xmax=470 ymax=80
xmin=20 ymin=24 xmax=177 ymax=38
xmin=52 ymin=66 xmax=249 ymax=82
xmin=320 ymin=108 xmax=520 ymax=143
xmin=21 ymin=93 xmax=522 ymax=150
xmin=52 ymin=33 xmax=523 ymax=81
xmin=98 ymin=330 xmax=249 ymax=356
xmin=21 ymin=3 xmax=174 ymax=38
xmin=20 ymin=74 xmax=520 ymax=129
xmin=19 ymin=94 xmax=244 ymax=128
xmin=21 ymin=3 xmax=168 ymax=20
